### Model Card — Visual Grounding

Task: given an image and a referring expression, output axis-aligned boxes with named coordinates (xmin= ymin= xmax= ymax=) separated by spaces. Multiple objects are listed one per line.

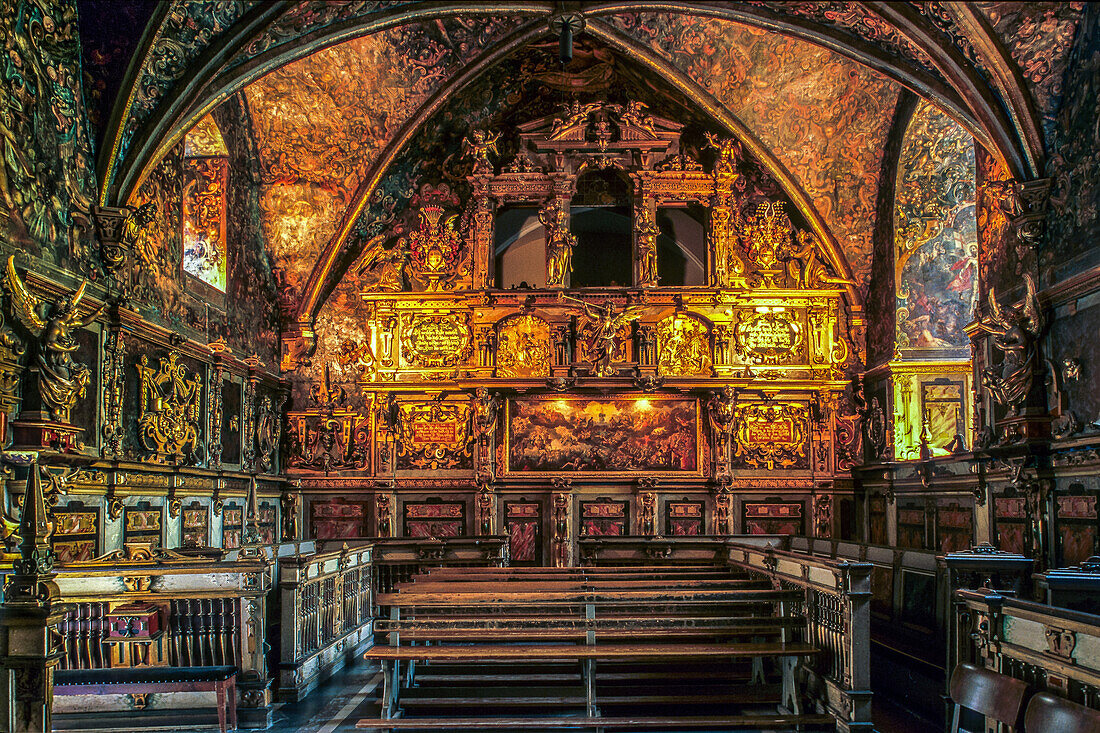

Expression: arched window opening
xmin=656 ymin=205 xmax=707 ymax=286
xmin=182 ymin=114 xmax=228 ymax=293
xmin=571 ymin=168 xmax=632 ymax=288
xmin=494 ymin=205 xmax=544 ymax=289
xmin=891 ymin=101 xmax=977 ymax=459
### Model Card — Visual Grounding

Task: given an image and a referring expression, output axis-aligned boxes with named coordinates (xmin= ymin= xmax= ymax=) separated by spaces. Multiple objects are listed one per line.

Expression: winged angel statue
xmin=979 ymin=274 xmax=1044 ymax=415
xmin=3 ymin=256 xmax=103 ymax=423
xmin=562 ymin=295 xmax=645 ymax=378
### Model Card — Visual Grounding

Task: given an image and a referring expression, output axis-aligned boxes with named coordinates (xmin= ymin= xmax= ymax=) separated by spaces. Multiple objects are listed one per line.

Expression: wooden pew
xmin=360 ymin=566 xmax=829 ymax=731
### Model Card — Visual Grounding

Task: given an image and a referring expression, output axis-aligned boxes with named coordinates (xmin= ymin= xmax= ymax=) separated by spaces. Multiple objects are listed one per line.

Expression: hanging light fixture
xmin=549 ymin=11 xmax=585 ymax=65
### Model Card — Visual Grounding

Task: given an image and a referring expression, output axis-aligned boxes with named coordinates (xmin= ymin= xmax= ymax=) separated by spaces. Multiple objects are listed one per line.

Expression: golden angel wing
xmin=4 ymin=256 xmax=46 ymax=336
xmin=985 ymin=285 xmax=1009 ymax=331
xmin=355 ymin=235 xmax=389 ymax=274
xmin=612 ymin=305 xmax=647 ymax=329
xmin=1021 ymin=273 xmax=1044 ymax=336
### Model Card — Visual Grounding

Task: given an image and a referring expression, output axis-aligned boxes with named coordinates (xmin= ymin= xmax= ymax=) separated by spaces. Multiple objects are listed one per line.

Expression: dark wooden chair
xmin=1024 ymin=692 xmax=1100 ymax=733
xmin=948 ymin=663 xmax=1029 ymax=733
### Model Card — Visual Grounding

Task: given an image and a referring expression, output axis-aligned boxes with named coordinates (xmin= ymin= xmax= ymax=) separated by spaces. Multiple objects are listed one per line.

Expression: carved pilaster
xmin=208 ymin=359 xmax=226 ymax=471
xmin=551 ymin=490 xmax=572 ymax=568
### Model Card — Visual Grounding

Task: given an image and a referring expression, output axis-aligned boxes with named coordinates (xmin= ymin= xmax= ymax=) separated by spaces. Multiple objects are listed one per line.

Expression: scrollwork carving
xmin=135 ymin=352 xmax=202 ymax=462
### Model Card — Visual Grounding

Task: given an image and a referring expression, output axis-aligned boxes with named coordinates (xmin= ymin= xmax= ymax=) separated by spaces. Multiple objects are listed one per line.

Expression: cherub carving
xmin=704 ymin=133 xmax=742 ymax=178
xmin=3 ymin=256 xmax=103 ymax=423
xmin=463 ymin=129 xmax=500 ymax=174
xmin=978 ymin=274 xmax=1044 ymax=414
xmin=120 ymin=202 xmax=159 ymax=277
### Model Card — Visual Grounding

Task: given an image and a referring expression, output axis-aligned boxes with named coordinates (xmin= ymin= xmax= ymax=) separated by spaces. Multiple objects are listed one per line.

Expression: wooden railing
xmin=578 ymin=534 xmax=789 ymax=565
xmin=358 ymin=536 xmax=508 ymax=598
xmin=52 ymin=548 xmax=273 ymax=724
xmin=727 ymin=541 xmax=873 ymax=732
xmin=277 ymin=544 xmax=373 ymax=702
xmin=954 ymin=590 xmax=1100 ymax=716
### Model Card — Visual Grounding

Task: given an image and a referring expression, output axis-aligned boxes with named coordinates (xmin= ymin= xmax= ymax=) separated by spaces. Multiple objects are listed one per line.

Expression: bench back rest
xmin=1024 ymin=692 xmax=1100 ymax=733
xmin=949 ymin=663 xmax=1028 ymax=728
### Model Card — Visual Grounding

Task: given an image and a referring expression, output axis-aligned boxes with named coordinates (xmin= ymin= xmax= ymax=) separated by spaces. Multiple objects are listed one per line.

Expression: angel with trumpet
xmin=561 ymin=294 xmax=645 ymax=378
xmin=3 ymin=256 xmax=104 ymax=423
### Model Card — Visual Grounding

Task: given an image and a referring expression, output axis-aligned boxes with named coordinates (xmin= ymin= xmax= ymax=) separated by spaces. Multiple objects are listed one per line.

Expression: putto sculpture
xmin=3 ymin=256 xmax=103 ymax=424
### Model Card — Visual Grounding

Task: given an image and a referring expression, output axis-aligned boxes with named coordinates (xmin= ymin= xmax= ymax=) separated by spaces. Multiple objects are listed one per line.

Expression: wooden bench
xmin=55 ymin=665 xmax=237 ymax=733
xmin=362 ymin=567 xmax=824 ymax=730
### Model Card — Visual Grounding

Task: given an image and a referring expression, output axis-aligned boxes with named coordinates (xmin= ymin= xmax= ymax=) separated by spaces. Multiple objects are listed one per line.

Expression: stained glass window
xmin=182 ymin=114 xmax=228 ymax=292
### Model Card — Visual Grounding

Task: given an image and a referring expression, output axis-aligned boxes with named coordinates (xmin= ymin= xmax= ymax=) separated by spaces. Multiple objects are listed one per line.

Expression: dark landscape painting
xmin=507 ymin=397 xmax=699 ymax=473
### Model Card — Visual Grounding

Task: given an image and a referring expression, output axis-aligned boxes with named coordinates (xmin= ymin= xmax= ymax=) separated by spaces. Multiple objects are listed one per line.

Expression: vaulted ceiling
xmin=78 ymin=1 xmax=1087 ymax=328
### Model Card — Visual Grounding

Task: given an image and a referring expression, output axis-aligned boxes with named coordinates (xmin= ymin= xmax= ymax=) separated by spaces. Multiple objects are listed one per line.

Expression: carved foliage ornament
xmin=135 ymin=352 xmax=202 ymax=461
xmin=733 ymin=403 xmax=809 ymax=470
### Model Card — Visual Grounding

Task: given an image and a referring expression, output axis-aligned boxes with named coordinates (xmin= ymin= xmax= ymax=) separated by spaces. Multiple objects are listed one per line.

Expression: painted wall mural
xmin=507 ymin=397 xmax=699 ymax=474
xmin=894 ymin=102 xmax=977 ymax=352
xmin=605 ymin=12 xmax=900 ymax=295
xmin=0 ymin=0 xmax=98 ymax=268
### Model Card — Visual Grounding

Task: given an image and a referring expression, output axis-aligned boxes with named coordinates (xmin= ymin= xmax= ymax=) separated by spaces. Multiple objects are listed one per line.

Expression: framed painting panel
xmin=506 ymin=396 xmax=701 ymax=476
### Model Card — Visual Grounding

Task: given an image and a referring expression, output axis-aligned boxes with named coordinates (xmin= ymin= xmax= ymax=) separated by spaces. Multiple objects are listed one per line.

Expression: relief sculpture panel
xmin=496 ymin=315 xmax=551 ymax=378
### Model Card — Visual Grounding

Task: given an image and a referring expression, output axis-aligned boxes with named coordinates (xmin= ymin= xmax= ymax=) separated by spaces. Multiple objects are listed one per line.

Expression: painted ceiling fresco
xmin=975 ymin=2 xmax=1085 ymax=143
xmin=893 ymin=102 xmax=977 ymax=353
xmin=605 ymin=12 xmax=900 ymax=296
xmin=244 ymin=16 xmax=524 ymax=310
xmin=1045 ymin=5 xmax=1100 ymax=286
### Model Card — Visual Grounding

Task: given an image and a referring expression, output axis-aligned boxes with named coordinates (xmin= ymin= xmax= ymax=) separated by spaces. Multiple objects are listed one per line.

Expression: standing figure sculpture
xmin=636 ymin=206 xmax=660 ymax=287
xmin=979 ymin=274 xmax=1044 ymax=415
xmin=541 ymin=200 xmax=576 ymax=288
xmin=563 ymin=295 xmax=645 ymax=378
xmin=4 ymin=256 xmax=103 ymax=424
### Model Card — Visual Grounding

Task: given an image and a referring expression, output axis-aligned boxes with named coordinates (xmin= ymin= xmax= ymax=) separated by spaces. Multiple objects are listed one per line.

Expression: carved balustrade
xmin=51 ymin=549 xmax=273 ymax=725
xmin=277 ymin=544 xmax=372 ymax=702
xmin=727 ymin=541 xmax=873 ymax=732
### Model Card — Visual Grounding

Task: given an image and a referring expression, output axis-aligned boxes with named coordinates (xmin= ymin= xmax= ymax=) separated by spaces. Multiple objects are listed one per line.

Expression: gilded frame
xmin=504 ymin=395 xmax=703 ymax=477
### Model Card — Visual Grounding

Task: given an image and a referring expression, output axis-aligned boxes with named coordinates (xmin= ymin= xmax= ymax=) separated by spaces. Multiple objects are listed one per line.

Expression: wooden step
xmin=356 ymin=714 xmax=836 ymax=729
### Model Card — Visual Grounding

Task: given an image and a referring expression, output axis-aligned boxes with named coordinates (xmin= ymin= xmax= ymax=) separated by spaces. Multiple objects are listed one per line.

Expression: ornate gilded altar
xmin=291 ymin=101 xmax=860 ymax=557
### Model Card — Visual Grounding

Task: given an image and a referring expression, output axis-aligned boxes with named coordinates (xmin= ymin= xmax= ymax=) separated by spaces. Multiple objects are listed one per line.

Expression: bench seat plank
xmin=377 ymin=588 xmax=801 ymax=605
xmin=365 ymin=641 xmax=818 ymax=661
